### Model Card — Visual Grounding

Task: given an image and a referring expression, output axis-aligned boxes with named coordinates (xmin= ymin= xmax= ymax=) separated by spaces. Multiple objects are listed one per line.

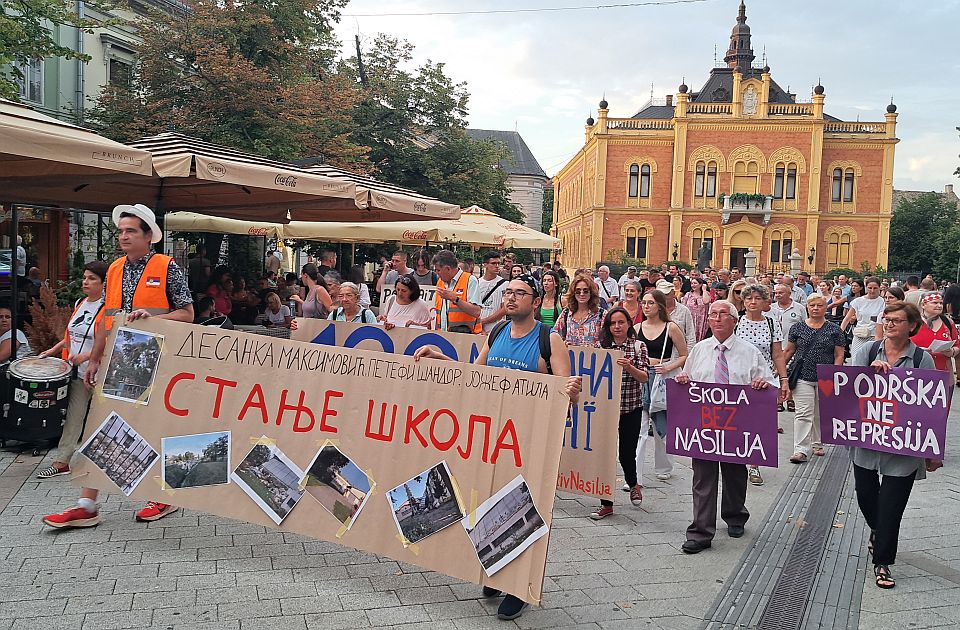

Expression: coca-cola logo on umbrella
xmin=275 ymin=174 xmax=298 ymax=188
xmin=206 ymin=162 xmax=227 ymax=178
xmin=247 ymin=227 xmax=270 ymax=236
xmin=402 ymin=230 xmax=429 ymax=240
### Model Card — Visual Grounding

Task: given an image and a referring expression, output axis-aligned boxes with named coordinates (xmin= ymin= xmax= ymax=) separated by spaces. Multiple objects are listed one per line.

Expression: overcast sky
xmin=333 ymin=0 xmax=959 ymax=193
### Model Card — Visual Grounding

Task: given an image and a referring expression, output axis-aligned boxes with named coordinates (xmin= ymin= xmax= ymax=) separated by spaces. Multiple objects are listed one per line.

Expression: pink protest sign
xmin=817 ymin=365 xmax=950 ymax=458
xmin=666 ymin=380 xmax=779 ymax=467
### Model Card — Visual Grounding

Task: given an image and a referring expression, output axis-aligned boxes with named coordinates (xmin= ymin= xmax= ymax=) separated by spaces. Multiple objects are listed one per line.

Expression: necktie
xmin=715 ymin=344 xmax=729 ymax=384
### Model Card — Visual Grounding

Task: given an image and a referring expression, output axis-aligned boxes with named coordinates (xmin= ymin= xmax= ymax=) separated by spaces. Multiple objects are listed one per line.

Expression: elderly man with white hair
xmin=674 ymin=299 xmax=774 ymax=554
xmin=595 ymin=265 xmax=620 ymax=305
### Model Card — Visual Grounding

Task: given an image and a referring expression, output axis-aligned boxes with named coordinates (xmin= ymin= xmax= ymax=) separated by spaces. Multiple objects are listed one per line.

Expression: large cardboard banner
xmin=292 ymin=319 xmax=622 ymax=499
xmin=665 ymin=380 xmax=779 ymax=467
xmin=817 ymin=365 xmax=950 ymax=458
xmin=74 ymin=318 xmax=572 ymax=602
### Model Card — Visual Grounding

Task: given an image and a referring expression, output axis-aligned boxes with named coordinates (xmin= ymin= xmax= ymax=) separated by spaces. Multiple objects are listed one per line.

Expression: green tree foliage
xmin=0 ymin=0 xmax=116 ymax=99
xmin=87 ymin=0 xmax=368 ymax=168
xmin=541 ymin=187 xmax=554 ymax=234
xmin=246 ymin=444 xmax=270 ymax=467
xmin=341 ymin=35 xmax=520 ymax=221
xmin=889 ymin=192 xmax=959 ymax=275
xmin=202 ymin=435 xmax=229 ymax=462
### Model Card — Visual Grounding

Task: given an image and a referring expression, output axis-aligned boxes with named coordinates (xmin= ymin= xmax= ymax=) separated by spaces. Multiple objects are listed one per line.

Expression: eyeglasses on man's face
xmin=503 ymin=289 xmax=532 ymax=299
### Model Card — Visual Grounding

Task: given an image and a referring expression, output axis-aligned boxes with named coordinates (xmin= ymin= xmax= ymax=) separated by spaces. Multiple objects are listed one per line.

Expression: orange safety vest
xmin=98 ymin=254 xmax=173 ymax=331
xmin=435 ymin=271 xmax=481 ymax=333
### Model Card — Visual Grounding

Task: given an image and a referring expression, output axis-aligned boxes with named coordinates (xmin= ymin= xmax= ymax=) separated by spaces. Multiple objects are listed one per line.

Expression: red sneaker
xmin=135 ymin=501 xmax=179 ymax=522
xmin=589 ymin=505 xmax=613 ymax=520
xmin=630 ymin=485 xmax=643 ymax=506
xmin=42 ymin=506 xmax=100 ymax=529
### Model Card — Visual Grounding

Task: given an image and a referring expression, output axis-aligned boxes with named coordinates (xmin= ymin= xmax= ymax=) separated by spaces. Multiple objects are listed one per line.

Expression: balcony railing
xmin=605 ymin=118 xmax=674 ymax=131
xmin=721 ymin=195 xmax=774 ymax=225
xmin=687 ymin=102 xmax=733 ymax=115
xmin=824 ymin=121 xmax=887 ymax=134
xmin=767 ymin=103 xmax=814 ymax=116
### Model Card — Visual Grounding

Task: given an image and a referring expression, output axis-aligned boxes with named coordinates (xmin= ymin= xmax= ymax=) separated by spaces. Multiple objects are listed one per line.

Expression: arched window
xmin=843 ymin=168 xmax=855 ymax=203
xmin=694 ymin=161 xmax=718 ymax=199
xmin=695 ymin=162 xmax=705 ymax=197
xmin=826 ymin=231 xmax=853 ymax=267
xmin=769 ymin=229 xmax=793 ymax=264
xmin=774 ymin=162 xmax=799 ymax=201
xmin=691 ymin=226 xmax=715 ymax=265
xmin=639 ymin=164 xmax=651 ymax=198
xmin=628 ymin=164 xmax=639 ymax=198
xmin=832 ymin=168 xmax=842 ymax=202
xmin=733 ymin=160 xmax=759 ymax=194
xmin=706 ymin=162 xmax=717 ymax=197
xmin=625 ymin=226 xmax=647 ymax=260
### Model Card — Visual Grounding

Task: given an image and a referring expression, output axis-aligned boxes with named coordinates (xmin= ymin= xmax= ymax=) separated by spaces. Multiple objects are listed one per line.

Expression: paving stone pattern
xmin=0 ymin=397 xmax=956 ymax=629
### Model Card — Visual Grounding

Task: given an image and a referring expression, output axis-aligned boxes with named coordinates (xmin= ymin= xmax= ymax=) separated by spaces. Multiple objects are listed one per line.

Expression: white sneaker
xmin=655 ymin=472 xmax=672 ymax=481
xmin=621 ymin=483 xmax=630 ymax=492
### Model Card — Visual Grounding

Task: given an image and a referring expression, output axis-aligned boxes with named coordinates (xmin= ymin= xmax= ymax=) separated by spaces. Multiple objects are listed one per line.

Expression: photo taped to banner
xmin=162 ymin=431 xmax=231 ymax=489
xmin=463 ymin=475 xmax=548 ymax=576
xmin=301 ymin=442 xmax=373 ymax=529
xmin=102 ymin=327 xmax=163 ymax=404
xmin=387 ymin=461 xmax=464 ymax=545
xmin=232 ymin=436 xmax=305 ymax=525
xmin=79 ymin=411 xmax=158 ymax=496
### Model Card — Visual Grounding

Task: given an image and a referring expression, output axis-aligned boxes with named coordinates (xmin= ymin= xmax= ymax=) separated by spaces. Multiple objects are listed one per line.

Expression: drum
xmin=2 ymin=357 xmax=72 ymax=443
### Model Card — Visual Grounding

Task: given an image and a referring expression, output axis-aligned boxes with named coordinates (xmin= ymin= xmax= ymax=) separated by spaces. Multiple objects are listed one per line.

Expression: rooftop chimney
xmin=666 ymin=94 xmax=673 ymax=106
xmin=946 ymin=184 xmax=954 ymax=195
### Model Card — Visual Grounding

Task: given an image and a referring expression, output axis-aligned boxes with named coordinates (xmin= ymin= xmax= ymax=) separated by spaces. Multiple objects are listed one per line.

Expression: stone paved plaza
xmin=0 ymin=396 xmax=957 ymax=630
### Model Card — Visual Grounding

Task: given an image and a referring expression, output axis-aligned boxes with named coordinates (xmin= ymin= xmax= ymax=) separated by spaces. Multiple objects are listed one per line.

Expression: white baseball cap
xmin=112 ymin=204 xmax=162 ymax=244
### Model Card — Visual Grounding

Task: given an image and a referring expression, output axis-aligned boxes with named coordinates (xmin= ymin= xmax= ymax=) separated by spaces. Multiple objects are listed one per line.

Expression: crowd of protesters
xmin=11 ymin=218 xmax=956 ymax=620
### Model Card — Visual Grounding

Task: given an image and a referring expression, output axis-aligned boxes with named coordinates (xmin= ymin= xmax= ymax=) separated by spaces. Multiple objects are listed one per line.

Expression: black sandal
xmin=874 ymin=564 xmax=895 ymax=589
xmin=868 ymin=531 xmax=876 ymax=556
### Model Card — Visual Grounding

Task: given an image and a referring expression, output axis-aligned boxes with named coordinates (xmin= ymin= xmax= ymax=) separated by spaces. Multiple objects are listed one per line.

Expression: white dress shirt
xmin=683 ymin=334 xmax=773 ymax=386
xmin=595 ymin=277 xmax=620 ymax=302
xmin=669 ymin=302 xmax=697 ymax=351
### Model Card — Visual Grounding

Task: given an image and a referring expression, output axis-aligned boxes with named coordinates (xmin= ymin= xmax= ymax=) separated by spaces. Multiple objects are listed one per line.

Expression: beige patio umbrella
xmin=0 ymin=98 xmax=153 ymax=188
xmin=281 ymin=205 xmax=560 ymax=250
xmin=164 ymin=211 xmax=284 ymax=239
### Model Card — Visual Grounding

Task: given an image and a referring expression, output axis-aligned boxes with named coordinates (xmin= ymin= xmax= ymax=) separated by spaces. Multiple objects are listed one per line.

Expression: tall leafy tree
xmin=0 ymin=0 xmax=115 ymax=100
xmin=88 ymin=0 xmax=368 ymax=168
xmin=889 ymin=192 xmax=959 ymax=274
xmin=541 ymin=186 xmax=554 ymax=234
xmin=342 ymin=35 xmax=520 ymax=220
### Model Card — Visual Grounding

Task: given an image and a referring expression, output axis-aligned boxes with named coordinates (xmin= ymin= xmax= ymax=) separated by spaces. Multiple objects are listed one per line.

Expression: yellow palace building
xmin=552 ymin=1 xmax=898 ymax=274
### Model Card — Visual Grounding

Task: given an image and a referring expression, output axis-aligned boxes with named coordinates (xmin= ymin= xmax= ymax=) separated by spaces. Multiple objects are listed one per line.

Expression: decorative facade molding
xmin=768 ymin=147 xmax=807 ymax=173
xmin=727 ymin=144 xmax=767 ymax=171
xmin=687 ymin=145 xmax=727 ymax=171
xmin=766 ymin=222 xmax=800 ymax=238
xmin=620 ymin=220 xmax=655 ymax=237
xmin=607 ymin=139 xmax=674 ymax=146
xmin=822 ymin=226 xmax=859 ymax=242
xmin=622 ymin=157 xmax=659 ymax=172
xmin=827 ymin=160 xmax=863 ymax=176
xmin=687 ymin=124 xmax=815 ymax=132
xmin=685 ymin=220 xmax=720 ymax=236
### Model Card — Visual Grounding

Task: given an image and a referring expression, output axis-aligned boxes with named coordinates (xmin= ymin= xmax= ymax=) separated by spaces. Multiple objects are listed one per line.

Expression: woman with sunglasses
xmin=553 ymin=273 xmax=606 ymax=346
xmin=378 ymin=275 xmax=433 ymax=330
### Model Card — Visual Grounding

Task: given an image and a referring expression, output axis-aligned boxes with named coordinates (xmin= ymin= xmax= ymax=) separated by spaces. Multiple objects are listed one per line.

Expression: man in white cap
xmin=43 ymin=204 xmax=194 ymax=529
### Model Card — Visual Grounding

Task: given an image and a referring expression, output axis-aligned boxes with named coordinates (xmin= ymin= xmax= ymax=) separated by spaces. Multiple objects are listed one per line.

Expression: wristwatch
xmin=454 ymin=297 xmax=461 ymax=305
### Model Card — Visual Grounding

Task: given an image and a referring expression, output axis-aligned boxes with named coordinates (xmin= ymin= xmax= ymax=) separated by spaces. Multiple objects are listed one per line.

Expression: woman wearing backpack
xmin=911 ymin=292 xmax=960 ymax=384
xmin=589 ymin=307 xmax=649 ymax=520
xmin=552 ymin=273 xmax=606 ymax=346
xmin=327 ymin=282 xmax=377 ymax=323
xmin=852 ymin=301 xmax=940 ymax=590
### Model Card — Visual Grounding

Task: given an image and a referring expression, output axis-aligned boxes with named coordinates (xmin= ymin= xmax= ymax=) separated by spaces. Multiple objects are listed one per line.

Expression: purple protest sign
xmin=817 ymin=365 xmax=950 ymax=458
xmin=666 ymin=380 xmax=779 ymax=467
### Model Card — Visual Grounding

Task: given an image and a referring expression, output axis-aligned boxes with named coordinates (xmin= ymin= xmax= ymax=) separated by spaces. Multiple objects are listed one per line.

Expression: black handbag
xmin=787 ymin=343 xmax=811 ymax=391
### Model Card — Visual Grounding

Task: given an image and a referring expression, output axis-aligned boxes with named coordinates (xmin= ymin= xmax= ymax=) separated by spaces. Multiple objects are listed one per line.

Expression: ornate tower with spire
xmin=724 ymin=1 xmax=755 ymax=69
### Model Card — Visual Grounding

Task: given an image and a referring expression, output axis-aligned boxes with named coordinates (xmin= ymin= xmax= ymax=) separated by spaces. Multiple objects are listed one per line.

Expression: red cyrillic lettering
xmin=457 ymin=415 xmax=492 ymax=462
xmin=404 ymin=406 xmax=430 ymax=447
xmin=318 ymin=390 xmax=342 ymax=433
xmin=204 ymin=376 xmax=237 ymax=419
xmin=365 ymin=400 xmax=396 ymax=442
xmin=238 ymin=384 xmax=269 ymax=424
xmin=164 ymin=372 xmax=195 ymax=417
xmin=276 ymin=389 xmax=316 ymax=432
xmin=491 ymin=419 xmax=522 ymax=467
xmin=429 ymin=409 xmax=459 ymax=451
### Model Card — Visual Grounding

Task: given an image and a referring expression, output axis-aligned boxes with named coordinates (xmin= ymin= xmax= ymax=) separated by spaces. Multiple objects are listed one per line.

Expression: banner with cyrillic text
xmin=74 ymin=318 xmax=571 ymax=602
xmin=292 ymin=319 xmax=622 ymax=500
xmin=817 ymin=365 xmax=949 ymax=458
xmin=666 ymin=380 xmax=779 ymax=467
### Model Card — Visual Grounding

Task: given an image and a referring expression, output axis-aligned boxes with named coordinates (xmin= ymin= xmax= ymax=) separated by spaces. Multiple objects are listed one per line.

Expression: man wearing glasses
xmin=478 ymin=251 xmax=508 ymax=333
xmin=414 ymin=274 xmax=581 ymax=620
